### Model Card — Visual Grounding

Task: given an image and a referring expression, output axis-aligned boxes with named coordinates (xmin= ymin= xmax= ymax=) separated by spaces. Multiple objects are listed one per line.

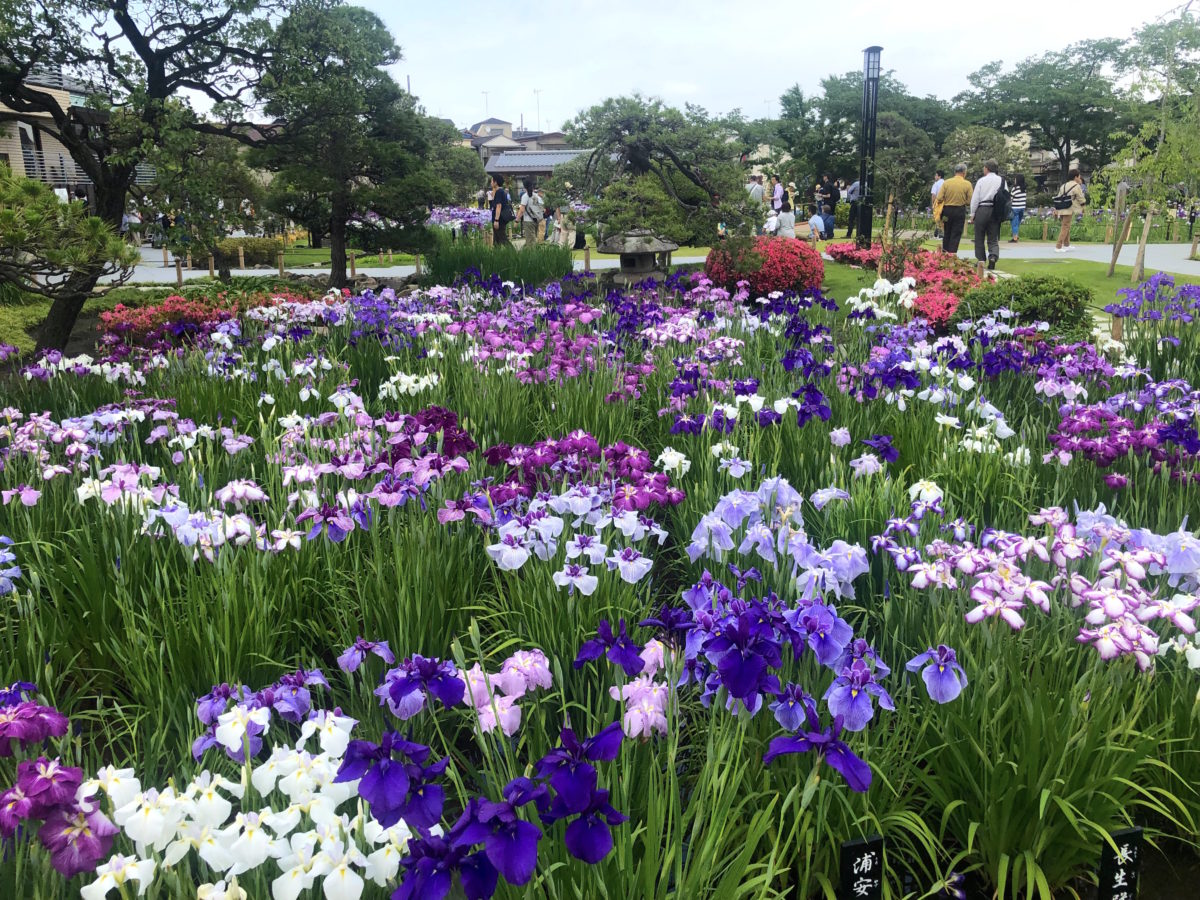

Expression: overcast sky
xmin=363 ymin=0 xmax=1176 ymax=131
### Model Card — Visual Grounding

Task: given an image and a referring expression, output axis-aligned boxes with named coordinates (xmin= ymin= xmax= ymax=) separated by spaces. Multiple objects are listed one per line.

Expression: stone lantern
xmin=597 ymin=228 xmax=679 ymax=286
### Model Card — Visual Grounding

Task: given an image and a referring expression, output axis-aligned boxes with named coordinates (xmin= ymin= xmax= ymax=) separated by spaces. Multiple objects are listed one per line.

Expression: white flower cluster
xmin=378 ymin=370 xmax=440 ymax=400
xmin=80 ymin=712 xmax=414 ymax=900
xmin=655 ymin=447 xmax=691 ymax=477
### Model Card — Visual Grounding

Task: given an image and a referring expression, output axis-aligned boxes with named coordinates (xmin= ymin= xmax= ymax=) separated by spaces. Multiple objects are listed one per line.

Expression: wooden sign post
xmin=277 ymin=251 xmax=284 ymax=278
xmin=349 ymin=250 xmax=357 ymax=279
xmin=584 ymin=247 xmax=591 ymax=273
xmin=838 ymin=836 xmax=884 ymax=900
xmin=238 ymin=246 xmax=245 ymax=269
xmin=1097 ymin=827 xmax=1142 ymax=900
xmin=174 ymin=260 xmax=183 ymax=288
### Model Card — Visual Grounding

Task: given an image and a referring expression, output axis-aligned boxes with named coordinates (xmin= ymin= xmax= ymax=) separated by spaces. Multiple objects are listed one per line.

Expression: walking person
xmin=1053 ymin=169 xmax=1086 ymax=252
xmin=930 ymin=170 xmax=945 ymax=238
xmin=844 ymin=177 xmax=860 ymax=238
xmin=818 ymin=174 xmax=840 ymax=218
xmin=1008 ymin=174 xmax=1027 ymax=242
xmin=935 ymin=163 xmax=972 ymax=253
xmin=770 ymin=174 xmax=784 ymax=212
xmin=970 ymin=159 xmax=1004 ymax=270
xmin=517 ymin=179 xmax=545 ymax=244
xmin=490 ymin=175 xmax=513 ymax=245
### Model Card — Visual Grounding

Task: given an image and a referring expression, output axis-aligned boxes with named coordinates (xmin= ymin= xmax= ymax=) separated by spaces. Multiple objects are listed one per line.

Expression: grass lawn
xmin=282 ymin=246 xmax=417 ymax=267
xmin=991 ymin=256 xmax=1200 ymax=310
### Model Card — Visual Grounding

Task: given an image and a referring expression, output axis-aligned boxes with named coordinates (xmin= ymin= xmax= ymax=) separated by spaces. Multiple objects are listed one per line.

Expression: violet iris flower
xmin=541 ymin=787 xmax=629 ymax=864
xmin=861 ymin=434 xmax=900 ymax=463
xmin=905 ymin=645 xmax=968 ymax=703
xmin=574 ymin=620 xmax=645 ymax=677
xmin=37 ymin=802 xmax=119 ymax=877
xmin=379 ymin=656 xmax=465 ymax=720
xmin=770 ymin=683 xmax=817 ymax=732
xmin=393 ymin=831 xmax=497 ymax=900
xmin=451 ymin=777 xmax=547 ymax=886
xmin=335 ymin=731 xmax=446 ymax=828
xmin=533 ymin=722 xmax=623 ymax=814
xmin=337 ymin=637 xmax=396 ymax=673
xmin=762 ymin=709 xmax=872 ymax=792
xmin=823 ymin=659 xmax=895 ymax=731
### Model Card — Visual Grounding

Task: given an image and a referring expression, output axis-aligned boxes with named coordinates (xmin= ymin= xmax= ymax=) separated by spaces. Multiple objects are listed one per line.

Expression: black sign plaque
xmin=1098 ymin=826 xmax=1142 ymax=900
xmin=838 ymin=834 xmax=884 ymax=900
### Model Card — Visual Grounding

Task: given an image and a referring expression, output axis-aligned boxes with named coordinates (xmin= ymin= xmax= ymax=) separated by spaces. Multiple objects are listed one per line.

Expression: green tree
xmin=956 ymin=40 xmax=1134 ymax=178
xmin=251 ymin=2 xmax=438 ymax=287
xmin=938 ymin=125 xmax=1033 ymax=185
xmin=0 ymin=0 xmax=274 ymax=349
xmin=872 ymin=112 xmax=935 ymax=209
xmin=424 ymin=118 xmax=488 ymax=205
xmin=264 ymin=173 xmax=332 ymax=248
xmin=0 ymin=166 xmax=137 ymax=314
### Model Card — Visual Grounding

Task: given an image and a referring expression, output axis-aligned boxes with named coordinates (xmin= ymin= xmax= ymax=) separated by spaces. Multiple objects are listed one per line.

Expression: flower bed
xmin=2 ymin=269 xmax=1199 ymax=899
xmin=705 ymin=236 xmax=824 ymax=295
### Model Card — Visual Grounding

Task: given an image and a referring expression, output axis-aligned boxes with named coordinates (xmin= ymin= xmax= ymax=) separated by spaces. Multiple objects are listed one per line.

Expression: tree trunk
xmin=329 ymin=193 xmax=348 ymax=289
xmin=1107 ymin=185 xmax=1129 ymax=278
xmin=308 ymin=228 xmax=323 ymax=250
xmin=36 ymin=286 xmax=91 ymax=353
xmin=1131 ymin=204 xmax=1154 ymax=284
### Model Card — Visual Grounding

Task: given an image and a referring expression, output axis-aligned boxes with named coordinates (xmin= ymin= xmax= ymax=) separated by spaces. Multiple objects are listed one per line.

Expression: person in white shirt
xmin=806 ymin=204 xmax=824 ymax=240
xmin=764 ymin=208 xmax=779 ymax=235
xmin=777 ymin=201 xmax=796 ymax=238
xmin=969 ymin=159 xmax=1003 ymax=270
xmin=930 ymin=170 xmax=945 ymax=237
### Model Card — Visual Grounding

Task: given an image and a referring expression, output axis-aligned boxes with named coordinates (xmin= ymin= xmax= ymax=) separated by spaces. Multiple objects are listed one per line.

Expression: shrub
xmin=215 ymin=237 xmax=284 ymax=267
xmin=949 ymin=274 xmax=1094 ymax=341
xmin=704 ymin=236 xmax=823 ymax=295
xmin=825 ymin=242 xmax=881 ymax=268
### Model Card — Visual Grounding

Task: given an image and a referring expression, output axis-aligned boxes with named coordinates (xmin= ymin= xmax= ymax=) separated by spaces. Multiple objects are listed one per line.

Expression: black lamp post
xmin=856 ymin=46 xmax=883 ymax=249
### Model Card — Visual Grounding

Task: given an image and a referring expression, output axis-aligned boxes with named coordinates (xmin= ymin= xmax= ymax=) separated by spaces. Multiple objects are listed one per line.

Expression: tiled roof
xmin=485 ymin=149 xmax=589 ymax=173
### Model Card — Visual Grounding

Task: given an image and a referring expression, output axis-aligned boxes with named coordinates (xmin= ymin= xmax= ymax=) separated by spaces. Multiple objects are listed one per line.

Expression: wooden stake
xmin=162 ymin=247 xmax=169 ymax=267
xmin=1111 ymin=316 xmax=1123 ymax=341
xmin=349 ymin=250 xmax=356 ymax=279
xmin=208 ymin=255 xmax=215 ymax=277
xmin=186 ymin=252 xmax=192 ymax=270
xmin=1131 ymin=206 xmax=1155 ymax=283
xmin=277 ymin=251 xmax=284 ymax=277
xmin=1041 ymin=219 xmax=1049 ymax=241
xmin=1190 ymin=234 xmax=1199 ymax=260
xmin=388 ymin=249 xmax=394 ymax=263
xmin=415 ymin=253 xmax=422 ymax=276
xmin=584 ymin=247 xmax=591 ymax=273
xmin=1172 ymin=218 xmax=1180 ymax=242
xmin=1104 ymin=223 xmax=1113 ymax=244
xmin=238 ymin=246 xmax=245 ymax=269
xmin=175 ymin=260 xmax=183 ymax=288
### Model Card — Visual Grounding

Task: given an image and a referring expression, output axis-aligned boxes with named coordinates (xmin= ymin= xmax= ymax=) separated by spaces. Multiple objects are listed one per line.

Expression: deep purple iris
xmin=763 ymin=709 xmax=872 ymax=792
xmin=337 ymin=637 xmax=396 ymax=673
xmin=861 ymin=434 xmax=900 ymax=463
xmin=533 ymin=722 xmax=623 ymax=814
xmin=450 ymin=777 xmax=547 ymax=886
xmin=379 ymin=656 xmax=465 ymax=720
xmin=335 ymin=732 xmax=446 ymax=828
xmin=574 ymin=619 xmax=645 ymax=677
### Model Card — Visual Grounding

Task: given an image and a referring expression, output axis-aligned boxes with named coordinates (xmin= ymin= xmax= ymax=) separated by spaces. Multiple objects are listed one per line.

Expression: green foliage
xmin=425 ymin=230 xmax=572 ymax=286
xmin=564 ymin=94 xmax=750 ymax=234
xmin=956 ymin=41 xmax=1136 ymax=178
xmin=591 ymin=175 xmax=697 ymax=246
xmin=950 ymin=275 xmax=1095 ymax=341
xmin=213 ymin=237 xmax=284 ymax=267
xmin=251 ymin=4 xmax=439 ymax=284
xmin=873 ymin=112 xmax=936 ymax=207
xmin=938 ymin=125 xmax=1033 ymax=185
xmin=0 ymin=167 xmax=138 ymax=301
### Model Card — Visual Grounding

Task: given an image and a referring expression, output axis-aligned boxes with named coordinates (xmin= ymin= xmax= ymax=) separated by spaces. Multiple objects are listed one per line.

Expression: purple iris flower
xmin=574 ymin=620 xmax=645 ymax=677
xmin=823 ymin=659 xmax=895 ymax=731
xmin=394 ymin=831 xmax=497 ymax=900
xmin=37 ymin=802 xmax=119 ymax=877
xmin=702 ymin=613 xmax=782 ymax=709
xmin=0 ymin=681 xmax=36 ymax=708
xmin=905 ymin=645 xmax=968 ymax=703
xmin=195 ymin=682 xmax=239 ymax=726
xmin=539 ymin=787 xmax=628 ymax=864
xmin=762 ymin=709 xmax=872 ymax=793
xmin=770 ymin=683 xmax=817 ymax=732
xmin=0 ymin=701 xmax=69 ymax=757
xmin=335 ymin=731 xmax=446 ymax=828
xmin=379 ymin=656 xmax=465 ymax=720
xmin=861 ymin=434 xmax=899 ymax=463
xmin=451 ymin=778 xmax=547 ymax=886
xmin=266 ymin=669 xmax=328 ymax=723
xmin=533 ymin=722 xmax=623 ymax=814
xmin=785 ymin=603 xmax=853 ymax=666
xmin=337 ymin=637 xmax=396 ymax=673
xmin=638 ymin=604 xmax=694 ymax=648
xmin=16 ymin=757 xmax=82 ymax=817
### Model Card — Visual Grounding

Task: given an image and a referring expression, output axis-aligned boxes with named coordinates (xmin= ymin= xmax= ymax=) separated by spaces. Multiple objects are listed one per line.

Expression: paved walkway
xmin=956 ymin=241 xmax=1200 ymax=277
xmin=108 ymin=248 xmax=709 ymax=286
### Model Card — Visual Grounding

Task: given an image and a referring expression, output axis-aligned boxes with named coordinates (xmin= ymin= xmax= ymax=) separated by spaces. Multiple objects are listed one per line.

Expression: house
xmin=0 ymin=65 xmax=154 ymax=194
xmin=485 ymin=149 xmax=591 ymax=185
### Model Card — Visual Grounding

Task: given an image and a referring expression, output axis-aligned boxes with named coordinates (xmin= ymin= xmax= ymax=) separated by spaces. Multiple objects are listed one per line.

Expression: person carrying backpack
xmin=1053 ymin=169 xmax=1086 ymax=252
xmin=518 ymin=179 xmax=545 ymax=244
xmin=969 ymin=159 xmax=1006 ymax=271
xmin=491 ymin=175 xmax=514 ymax=245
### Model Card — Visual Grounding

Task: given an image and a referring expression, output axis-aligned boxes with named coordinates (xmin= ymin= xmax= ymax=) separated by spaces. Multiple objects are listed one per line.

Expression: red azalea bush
xmin=705 ymin=237 xmax=824 ymax=295
xmin=824 ymin=242 xmax=882 ymax=267
xmin=100 ymin=289 xmax=315 ymax=347
xmin=912 ymin=288 xmax=962 ymax=327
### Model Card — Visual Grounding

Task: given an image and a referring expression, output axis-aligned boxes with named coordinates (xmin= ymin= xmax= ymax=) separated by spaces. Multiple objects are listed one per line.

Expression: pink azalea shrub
xmin=705 ymin=237 xmax=824 ymax=295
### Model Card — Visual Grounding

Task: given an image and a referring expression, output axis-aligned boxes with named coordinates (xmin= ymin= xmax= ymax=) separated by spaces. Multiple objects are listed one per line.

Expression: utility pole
xmin=533 ymin=89 xmax=542 ymax=131
xmin=481 ymin=91 xmax=489 ymax=116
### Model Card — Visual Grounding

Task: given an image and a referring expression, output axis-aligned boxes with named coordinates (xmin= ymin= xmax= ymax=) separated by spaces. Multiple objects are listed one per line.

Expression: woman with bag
xmin=1008 ymin=174 xmax=1027 ymax=243
xmin=1053 ymin=169 xmax=1085 ymax=252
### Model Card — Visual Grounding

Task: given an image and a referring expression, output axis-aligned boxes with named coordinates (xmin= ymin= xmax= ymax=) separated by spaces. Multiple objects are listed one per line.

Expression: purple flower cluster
xmin=191 ymin=668 xmax=329 ymax=761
